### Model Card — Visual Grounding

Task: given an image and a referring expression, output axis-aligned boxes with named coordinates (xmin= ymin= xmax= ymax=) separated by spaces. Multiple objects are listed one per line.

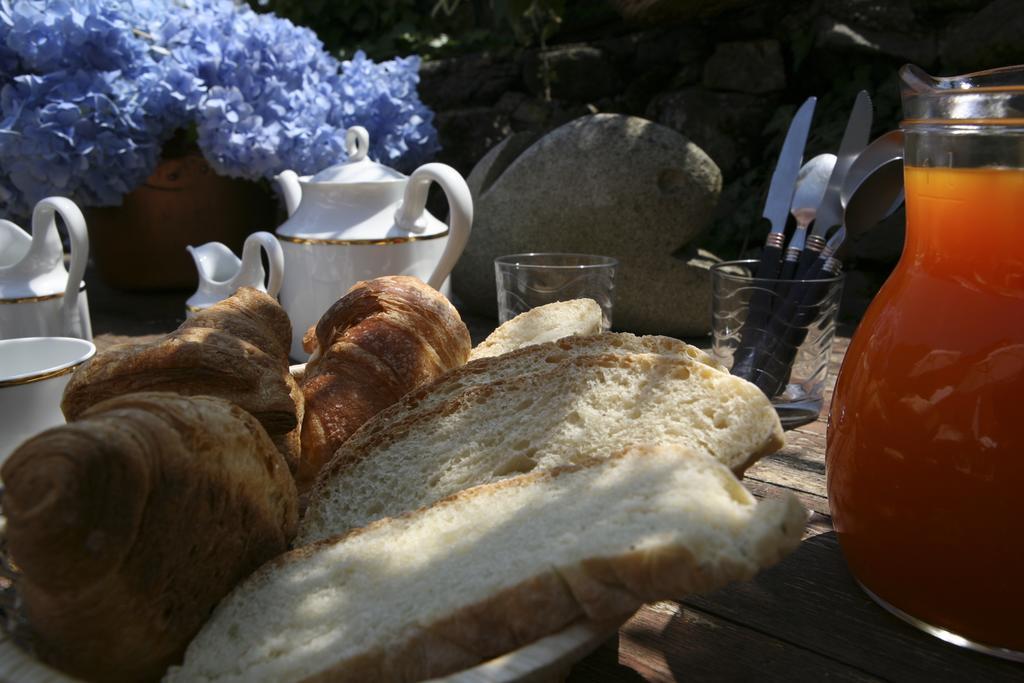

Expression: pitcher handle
xmin=247 ymin=231 xmax=285 ymax=298
xmin=394 ymin=163 xmax=473 ymax=291
xmin=32 ymin=197 xmax=89 ymax=339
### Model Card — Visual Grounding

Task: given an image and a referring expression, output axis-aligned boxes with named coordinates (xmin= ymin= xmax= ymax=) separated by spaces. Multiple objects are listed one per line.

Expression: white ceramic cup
xmin=0 ymin=336 xmax=96 ymax=467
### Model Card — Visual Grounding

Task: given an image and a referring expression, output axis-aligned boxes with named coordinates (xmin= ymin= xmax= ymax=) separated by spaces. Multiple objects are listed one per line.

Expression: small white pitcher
xmin=0 ymin=197 xmax=92 ymax=341
xmin=185 ymin=231 xmax=284 ymax=316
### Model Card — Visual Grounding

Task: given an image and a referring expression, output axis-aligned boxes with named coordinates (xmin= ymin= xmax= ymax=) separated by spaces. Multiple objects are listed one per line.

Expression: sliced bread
xmin=168 ymin=444 xmax=806 ymax=683
xmin=333 ymin=332 xmax=728 ymax=467
xmin=469 ymin=298 xmax=603 ymax=360
xmin=298 ymin=349 xmax=783 ymax=545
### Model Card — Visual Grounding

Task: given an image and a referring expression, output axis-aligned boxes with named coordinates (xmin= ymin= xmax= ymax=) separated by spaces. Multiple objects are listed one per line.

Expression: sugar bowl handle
xmin=32 ymin=197 xmax=89 ymax=338
xmin=394 ymin=163 xmax=473 ymax=291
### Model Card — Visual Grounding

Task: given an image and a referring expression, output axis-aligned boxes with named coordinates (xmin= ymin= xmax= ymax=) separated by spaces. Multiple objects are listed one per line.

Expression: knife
xmin=755 ymin=96 xmax=817 ymax=281
xmin=730 ymin=97 xmax=817 ymax=380
xmin=795 ymin=90 xmax=872 ymax=278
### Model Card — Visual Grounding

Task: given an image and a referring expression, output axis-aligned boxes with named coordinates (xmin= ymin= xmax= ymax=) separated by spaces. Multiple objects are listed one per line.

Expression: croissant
xmin=298 ymin=276 xmax=471 ymax=489
xmin=179 ymin=285 xmax=293 ymax=363
xmin=61 ymin=287 xmax=303 ymax=470
xmin=0 ymin=392 xmax=298 ymax=682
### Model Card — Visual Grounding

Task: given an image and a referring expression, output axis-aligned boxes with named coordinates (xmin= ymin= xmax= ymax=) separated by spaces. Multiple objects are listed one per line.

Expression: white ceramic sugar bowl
xmin=0 ymin=197 xmax=92 ymax=341
xmin=274 ymin=126 xmax=472 ymax=361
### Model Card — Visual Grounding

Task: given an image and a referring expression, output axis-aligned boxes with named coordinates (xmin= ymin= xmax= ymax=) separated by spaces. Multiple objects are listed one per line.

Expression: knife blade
xmin=755 ymin=95 xmax=817 ymax=280
xmin=796 ymin=90 xmax=872 ymax=277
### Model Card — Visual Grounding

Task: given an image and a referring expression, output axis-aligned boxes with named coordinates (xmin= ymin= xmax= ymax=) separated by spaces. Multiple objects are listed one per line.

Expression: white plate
xmin=429 ymin=619 xmax=621 ymax=683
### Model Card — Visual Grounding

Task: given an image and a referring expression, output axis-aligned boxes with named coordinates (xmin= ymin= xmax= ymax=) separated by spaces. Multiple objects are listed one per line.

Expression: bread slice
xmin=298 ymin=349 xmax=784 ymax=545
xmin=332 ymin=332 xmax=728 ymax=470
xmin=168 ymin=444 xmax=806 ymax=683
xmin=469 ymin=299 xmax=603 ymax=360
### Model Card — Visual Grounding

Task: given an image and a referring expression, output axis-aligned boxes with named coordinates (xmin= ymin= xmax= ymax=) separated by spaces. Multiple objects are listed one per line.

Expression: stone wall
xmin=418 ymin=0 xmax=1024 ymax=321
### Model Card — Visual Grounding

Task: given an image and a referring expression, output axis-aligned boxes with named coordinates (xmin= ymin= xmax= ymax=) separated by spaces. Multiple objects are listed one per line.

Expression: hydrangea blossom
xmin=337 ymin=52 xmax=439 ymax=169
xmin=0 ymin=0 xmax=439 ymax=220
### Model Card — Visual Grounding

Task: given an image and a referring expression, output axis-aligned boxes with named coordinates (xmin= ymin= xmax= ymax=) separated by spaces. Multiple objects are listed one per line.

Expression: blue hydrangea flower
xmin=335 ymin=51 xmax=440 ymax=172
xmin=0 ymin=0 xmax=439 ymax=220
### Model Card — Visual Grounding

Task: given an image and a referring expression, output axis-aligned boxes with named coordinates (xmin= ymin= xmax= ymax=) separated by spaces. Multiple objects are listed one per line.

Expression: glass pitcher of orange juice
xmin=827 ymin=64 xmax=1024 ymax=660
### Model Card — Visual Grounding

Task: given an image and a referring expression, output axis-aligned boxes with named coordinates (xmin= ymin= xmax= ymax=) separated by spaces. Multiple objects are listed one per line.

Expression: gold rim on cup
xmin=0 ymin=338 xmax=96 ymax=388
xmin=0 ymin=364 xmax=79 ymax=389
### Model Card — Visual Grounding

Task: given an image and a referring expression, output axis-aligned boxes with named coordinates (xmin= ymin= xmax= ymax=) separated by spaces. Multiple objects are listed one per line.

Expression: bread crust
xmin=0 ymin=393 xmax=299 ymax=682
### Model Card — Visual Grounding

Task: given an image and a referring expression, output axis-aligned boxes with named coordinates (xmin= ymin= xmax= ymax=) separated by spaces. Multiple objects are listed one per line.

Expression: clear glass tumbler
xmin=494 ymin=253 xmax=618 ymax=330
xmin=710 ymin=259 xmax=845 ymax=429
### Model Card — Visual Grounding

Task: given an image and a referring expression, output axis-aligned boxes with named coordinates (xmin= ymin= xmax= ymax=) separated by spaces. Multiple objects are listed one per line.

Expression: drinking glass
xmin=494 ymin=253 xmax=618 ymax=330
xmin=710 ymin=259 xmax=844 ymax=429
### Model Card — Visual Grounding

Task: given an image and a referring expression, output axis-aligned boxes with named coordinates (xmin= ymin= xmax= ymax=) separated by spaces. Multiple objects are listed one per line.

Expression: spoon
xmin=841 ymin=130 xmax=904 ymax=209
xmin=780 ymin=154 xmax=836 ymax=280
xmin=829 ymin=130 xmax=906 ymax=264
xmin=834 ymin=156 xmax=905 ymax=264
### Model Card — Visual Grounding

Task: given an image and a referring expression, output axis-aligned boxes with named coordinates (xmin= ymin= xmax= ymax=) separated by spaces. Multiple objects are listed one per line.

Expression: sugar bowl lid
xmin=308 ymin=127 xmax=406 ymax=184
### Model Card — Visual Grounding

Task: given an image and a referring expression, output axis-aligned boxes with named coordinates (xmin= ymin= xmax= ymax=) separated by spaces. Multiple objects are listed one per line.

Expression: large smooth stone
xmin=453 ymin=113 xmax=723 ymax=337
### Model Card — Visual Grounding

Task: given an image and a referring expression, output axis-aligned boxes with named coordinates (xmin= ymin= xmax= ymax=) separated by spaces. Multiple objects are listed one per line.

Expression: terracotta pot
xmin=87 ymin=151 xmax=277 ymax=291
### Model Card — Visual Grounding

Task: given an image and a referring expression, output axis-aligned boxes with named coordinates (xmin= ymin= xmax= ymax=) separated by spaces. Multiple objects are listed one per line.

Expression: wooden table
xmin=84 ymin=273 xmax=1023 ymax=683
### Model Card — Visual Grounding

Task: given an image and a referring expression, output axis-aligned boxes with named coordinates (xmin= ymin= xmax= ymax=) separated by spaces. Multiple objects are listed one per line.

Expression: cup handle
xmin=394 ymin=163 xmax=473 ymax=291
xmin=32 ymin=197 xmax=89 ymax=339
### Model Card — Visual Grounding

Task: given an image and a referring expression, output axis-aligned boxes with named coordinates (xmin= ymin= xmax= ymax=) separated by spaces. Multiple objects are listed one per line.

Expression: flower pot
xmin=86 ymin=151 xmax=278 ymax=291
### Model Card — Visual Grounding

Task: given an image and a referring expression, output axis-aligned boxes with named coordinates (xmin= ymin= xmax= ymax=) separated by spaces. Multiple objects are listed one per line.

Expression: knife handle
xmin=779 ymin=250 xmax=800 ymax=281
xmin=774 ymin=249 xmax=801 ymax=304
xmin=754 ymin=233 xmax=785 ymax=280
xmin=730 ymin=235 xmax=785 ymax=380
xmin=749 ymin=255 xmax=831 ymax=398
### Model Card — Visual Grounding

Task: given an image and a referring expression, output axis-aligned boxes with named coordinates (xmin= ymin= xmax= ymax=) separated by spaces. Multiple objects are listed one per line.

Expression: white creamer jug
xmin=185 ymin=231 xmax=284 ymax=316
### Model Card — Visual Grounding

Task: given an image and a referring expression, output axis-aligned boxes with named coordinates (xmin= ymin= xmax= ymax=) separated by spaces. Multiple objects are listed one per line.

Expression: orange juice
xmin=826 ymin=165 xmax=1024 ymax=651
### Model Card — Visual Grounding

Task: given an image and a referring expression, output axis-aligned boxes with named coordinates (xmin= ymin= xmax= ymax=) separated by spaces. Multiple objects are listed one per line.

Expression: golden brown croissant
xmin=61 ymin=287 xmax=303 ymax=470
xmin=179 ymin=285 xmax=293 ymax=363
xmin=298 ymin=276 xmax=471 ymax=489
xmin=0 ymin=392 xmax=298 ymax=683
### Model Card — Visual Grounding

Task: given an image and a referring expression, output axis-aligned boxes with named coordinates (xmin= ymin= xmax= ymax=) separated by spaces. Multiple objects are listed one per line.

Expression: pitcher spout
xmin=0 ymin=219 xmax=32 ymax=268
xmin=187 ymin=241 xmax=241 ymax=285
xmin=899 ymin=63 xmax=1024 ymax=123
